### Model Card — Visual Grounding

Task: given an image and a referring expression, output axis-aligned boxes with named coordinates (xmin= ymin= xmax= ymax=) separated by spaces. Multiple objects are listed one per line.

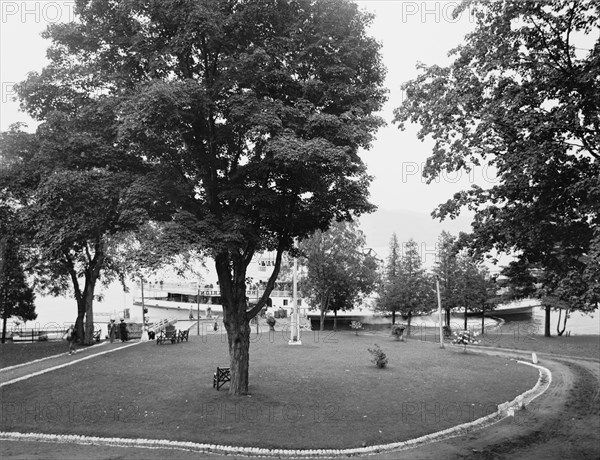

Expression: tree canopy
xmin=13 ymin=0 xmax=387 ymax=394
xmin=0 ymin=94 xmax=176 ymax=344
xmin=0 ymin=206 xmax=36 ymax=343
xmin=394 ymin=0 xmax=599 ymax=328
xmin=300 ymin=220 xmax=379 ymax=331
xmin=376 ymin=233 xmax=402 ymax=324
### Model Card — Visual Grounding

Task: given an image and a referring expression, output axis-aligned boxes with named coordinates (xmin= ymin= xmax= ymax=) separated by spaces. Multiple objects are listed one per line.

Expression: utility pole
xmin=436 ymin=277 xmax=444 ymax=349
xmin=140 ymin=278 xmax=148 ymax=341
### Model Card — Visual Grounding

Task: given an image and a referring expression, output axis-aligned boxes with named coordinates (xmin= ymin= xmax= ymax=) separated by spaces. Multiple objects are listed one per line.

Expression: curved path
xmin=1 ymin=343 xmax=598 ymax=459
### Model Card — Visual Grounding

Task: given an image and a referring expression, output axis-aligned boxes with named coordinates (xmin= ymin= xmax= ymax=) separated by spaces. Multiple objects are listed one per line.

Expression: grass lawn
xmin=0 ymin=341 xmax=74 ymax=369
xmin=476 ymin=332 xmax=600 ymax=359
xmin=400 ymin=324 xmax=600 ymax=360
xmin=0 ymin=330 xmax=539 ymax=450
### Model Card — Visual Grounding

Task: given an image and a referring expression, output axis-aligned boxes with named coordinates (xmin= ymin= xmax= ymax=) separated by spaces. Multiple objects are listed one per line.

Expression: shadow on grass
xmin=0 ymin=330 xmax=539 ymax=450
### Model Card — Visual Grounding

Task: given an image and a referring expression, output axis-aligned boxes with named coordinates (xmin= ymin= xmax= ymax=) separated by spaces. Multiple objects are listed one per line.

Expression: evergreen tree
xmin=0 ymin=207 xmax=36 ymax=343
xmin=377 ymin=233 xmax=402 ymax=324
xmin=396 ymin=239 xmax=435 ymax=337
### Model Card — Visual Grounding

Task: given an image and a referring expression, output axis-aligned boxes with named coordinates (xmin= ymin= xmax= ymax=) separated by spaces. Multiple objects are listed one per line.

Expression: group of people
xmin=64 ymin=318 xmax=129 ymax=355
xmin=108 ymin=319 xmax=129 ymax=343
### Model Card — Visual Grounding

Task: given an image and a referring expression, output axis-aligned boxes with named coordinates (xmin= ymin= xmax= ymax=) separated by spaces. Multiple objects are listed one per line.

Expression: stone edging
xmin=0 ymin=360 xmax=552 ymax=458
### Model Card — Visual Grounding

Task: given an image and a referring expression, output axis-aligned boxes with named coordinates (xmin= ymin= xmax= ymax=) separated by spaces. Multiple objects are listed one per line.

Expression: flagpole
xmin=289 ymin=242 xmax=302 ymax=345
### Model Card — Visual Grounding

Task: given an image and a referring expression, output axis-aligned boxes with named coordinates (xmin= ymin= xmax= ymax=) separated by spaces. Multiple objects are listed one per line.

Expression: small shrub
xmin=367 ymin=344 xmax=388 ymax=368
xmin=350 ymin=321 xmax=363 ymax=335
xmin=443 ymin=325 xmax=452 ymax=337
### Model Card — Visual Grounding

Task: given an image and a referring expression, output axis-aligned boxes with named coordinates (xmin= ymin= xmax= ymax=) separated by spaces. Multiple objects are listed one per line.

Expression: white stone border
xmin=0 ymin=361 xmax=552 ymax=458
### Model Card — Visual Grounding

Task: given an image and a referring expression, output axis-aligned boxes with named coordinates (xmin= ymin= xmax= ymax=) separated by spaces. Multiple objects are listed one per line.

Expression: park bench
xmin=178 ymin=329 xmax=189 ymax=342
xmin=156 ymin=326 xmax=179 ymax=344
xmin=213 ymin=367 xmax=230 ymax=390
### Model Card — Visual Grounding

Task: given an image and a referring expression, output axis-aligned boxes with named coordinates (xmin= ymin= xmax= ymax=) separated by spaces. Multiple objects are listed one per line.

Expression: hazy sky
xmin=0 ymin=0 xmax=490 ymax=216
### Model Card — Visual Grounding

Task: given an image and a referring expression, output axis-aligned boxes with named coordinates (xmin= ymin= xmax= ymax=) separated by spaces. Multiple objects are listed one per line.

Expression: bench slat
xmin=213 ymin=367 xmax=230 ymax=390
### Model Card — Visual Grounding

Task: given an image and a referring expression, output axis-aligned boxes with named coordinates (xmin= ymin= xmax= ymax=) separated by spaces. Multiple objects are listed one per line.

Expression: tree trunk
xmin=406 ymin=310 xmax=412 ymax=337
xmin=319 ymin=295 xmax=329 ymax=332
xmin=83 ymin=281 xmax=95 ymax=345
xmin=333 ymin=310 xmax=337 ymax=331
xmin=481 ymin=305 xmax=485 ymax=335
xmin=391 ymin=310 xmax=396 ymax=325
xmin=75 ymin=301 xmax=86 ymax=344
xmin=224 ymin=310 xmax=251 ymax=396
xmin=214 ymin=245 xmax=285 ymax=396
xmin=445 ymin=307 xmax=450 ymax=327
xmin=557 ymin=309 xmax=568 ymax=336
xmin=66 ymin=242 xmax=104 ymax=346
xmin=544 ymin=305 xmax=551 ymax=337
xmin=464 ymin=305 xmax=468 ymax=330
xmin=1 ymin=314 xmax=7 ymax=344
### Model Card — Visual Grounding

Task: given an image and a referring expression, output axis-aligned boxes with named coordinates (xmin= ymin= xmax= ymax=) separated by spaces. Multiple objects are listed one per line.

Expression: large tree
xmin=23 ymin=0 xmax=386 ymax=394
xmin=0 ymin=102 xmax=174 ymax=344
xmin=394 ymin=0 xmax=599 ymax=336
xmin=300 ymin=220 xmax=379 ymax=331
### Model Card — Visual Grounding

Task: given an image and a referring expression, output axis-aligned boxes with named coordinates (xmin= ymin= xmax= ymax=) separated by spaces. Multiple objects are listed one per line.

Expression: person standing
xmin=65 ymin=325 xmax=77 ymax=355
xmin=108 ymin=319 xmax=117 ymax=343
xmin=119 ymin=319 xmax=129 ymax=342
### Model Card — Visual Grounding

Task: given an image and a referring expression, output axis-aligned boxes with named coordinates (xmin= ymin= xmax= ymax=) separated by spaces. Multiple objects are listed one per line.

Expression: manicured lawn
xmin=0 ymin=330 xmax=539 ymax=450
xmin=401 ymin=324 xmax=600 ymax=360
xmin=477 ymin=331 xmax=600 ymax=359
xmin=0 ymin=341 xmax=72 ymax=368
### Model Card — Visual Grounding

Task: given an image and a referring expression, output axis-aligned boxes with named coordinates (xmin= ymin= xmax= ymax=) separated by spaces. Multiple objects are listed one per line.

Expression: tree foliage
xmin=376 ymin=233 xmax=402 ymax=324
xmin=0 ymin=206 xmax=36 ymax=343
xmin=394 ymin=1 xmax=600 ymax=325
xmin=397 ymin=239 xmax=435 ymax=332
xmin=379 ymin=238 xmax=436 ymax=336
xmin=454 ymin=250 xmax=495 ymax=331
xmin=0 ymin=98 xmax=175 ymax=344
xmin=432 ymin=231 xmax=461 ymax=327
xmin=17 ymin=0 xmax=387 ymax=393
xmin=300 ymin=220 xmax=379 ymax=331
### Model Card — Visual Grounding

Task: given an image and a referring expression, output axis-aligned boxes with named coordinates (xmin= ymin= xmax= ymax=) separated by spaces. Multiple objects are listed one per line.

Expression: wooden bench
xmin=178 ymin=329 xmax=189 ymax=342
xmin=213 ymin=367 xmax=230 ymax=390
xmin=156 ymin=327 xmax=179 ymax=344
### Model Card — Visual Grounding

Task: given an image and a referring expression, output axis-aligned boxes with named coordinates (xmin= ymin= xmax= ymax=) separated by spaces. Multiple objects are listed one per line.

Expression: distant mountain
xmin=358 ymin=208 xmax=473 ymax=264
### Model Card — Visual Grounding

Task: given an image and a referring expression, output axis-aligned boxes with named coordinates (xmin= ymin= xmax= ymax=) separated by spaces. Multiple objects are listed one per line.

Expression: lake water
xmin=10 ymin=283 xmax=600 ymax=337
